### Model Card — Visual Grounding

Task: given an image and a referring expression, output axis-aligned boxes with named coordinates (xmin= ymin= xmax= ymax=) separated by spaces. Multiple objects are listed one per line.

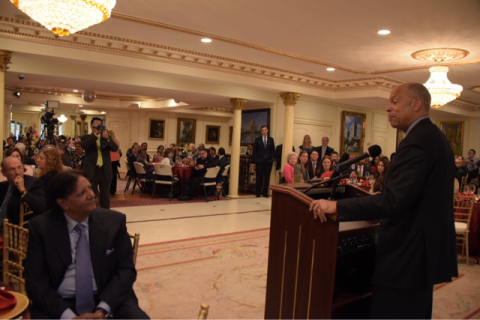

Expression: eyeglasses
xmin=4 ymin=166 xmax=23 ymax=174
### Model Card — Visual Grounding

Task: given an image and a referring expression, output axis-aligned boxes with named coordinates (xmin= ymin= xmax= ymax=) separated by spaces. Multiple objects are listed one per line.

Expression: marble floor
xmin=115 ymin=196 xmax=272 ymax=245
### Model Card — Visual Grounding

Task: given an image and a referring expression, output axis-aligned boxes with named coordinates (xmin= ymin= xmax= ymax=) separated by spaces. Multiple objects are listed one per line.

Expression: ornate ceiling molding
xmin=0 ymin=49 xmax=12 ymax=72
xmin=450 ymin=99 xmax=480 ymax=112
xmin=198 ymin=106 xmax=233 ymax=113
xmin=412 ymin=48 xmax=469 ymax=63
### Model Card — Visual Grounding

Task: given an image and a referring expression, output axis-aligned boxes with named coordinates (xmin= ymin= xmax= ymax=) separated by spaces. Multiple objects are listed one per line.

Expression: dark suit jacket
xmin=61 ymin=152 xmax=72 ymax=167
xmin=216 ymin=156 xmax=228 ymax=183
xmin=274 ymin=145 xmax=295 ymax=170
xmin=306 ymin=160 xmax=321 ymax=179
xmin=192 ymin=156 xmax=217 ymax=178
xmin=337 ymin=118 xmax=458 ymax=289
xmin=350 ymin=164 xmax=372 ymax=178
xmin=81 ymin=133 xmax=119 ymax=181
xmin=314 ymin=145 xmax=334 ymax=158
xmin=253 ymin=136 xmax=275 ymax=163
xmin=25 ymin=208 xmax=137 ymax=318
xmin=127 ymin=152 xmax=139 ymax=177
xmin=0 ymin=176 xmax=46 ymax=225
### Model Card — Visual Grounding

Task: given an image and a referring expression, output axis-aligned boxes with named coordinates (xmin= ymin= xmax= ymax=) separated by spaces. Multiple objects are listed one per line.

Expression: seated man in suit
xmin=0 ymin=157 xmax=45 ymax=229
xmin=127 ymin=143 xmax=140 ymax=175
xmin=455 ymin=156 xmax=468 ymax=186
xmin=25 ymin=170 xmax=149 ymax=319
xmin=15 ymin=142 xmax=36 ymax=165
xmin=140 ymin=142 xmax=150 ymax=162
xmin=209 ymin=147 xmax=219 ymax=164
xmin=349 ymin=157 xmax=372 ymax=179
xmin=331 ymin=151 xmax=339 ymax=166
xmin=57 ymin=143 xmax=73 ymax=167
xmin=179 ymin=148 xmax=216 ymax=201
xmin=216 ymin=148 xmax=228 ymax=186
xmin=306 ymin=150 xmax=321 ymax=179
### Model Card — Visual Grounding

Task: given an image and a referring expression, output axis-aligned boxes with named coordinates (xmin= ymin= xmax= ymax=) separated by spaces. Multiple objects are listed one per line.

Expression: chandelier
xmin=10 ymin=0 xmax=116 ymax=36
xmin=411 ymin=48 xmax=468 ymax=108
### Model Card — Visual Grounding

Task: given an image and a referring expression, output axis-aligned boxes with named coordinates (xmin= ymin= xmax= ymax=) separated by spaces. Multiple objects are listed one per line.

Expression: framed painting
xmin=396 ymin=129 xmax=405 ymax=151
xmin=241 ymin=108 xmax=270 ymax=146
xmin=240 ymin=146 xmax=247 ymax=155
xmin=177 ymin=118 xmax=196 ymax=145
xmin=440 ymin=122 xmax=464 ymax=155
xmin=205 ymin=125 xmax=220 ymax=144
xmin=228 ymin=126 xmax=233 ymax=146
xmin=148 ymin=118 xmax=165 ymax=140
xmin=339 ymin=111 xmax=366 ymax=156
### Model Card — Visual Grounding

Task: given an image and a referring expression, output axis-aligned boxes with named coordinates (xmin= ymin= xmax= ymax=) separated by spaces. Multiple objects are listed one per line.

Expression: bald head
xmin=1 ymin=156 xmax=24 ymax=185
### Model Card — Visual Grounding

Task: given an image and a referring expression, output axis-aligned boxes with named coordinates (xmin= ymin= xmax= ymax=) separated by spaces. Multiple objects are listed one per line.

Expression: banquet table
xmin=468 ymin=203 xmax=480 ymax=261
xmin=173 ymin=166 xmax=195 ymax=196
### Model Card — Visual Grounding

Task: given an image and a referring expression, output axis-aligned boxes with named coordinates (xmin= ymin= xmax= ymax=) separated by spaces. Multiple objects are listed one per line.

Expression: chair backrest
xmin=3 ymin=219 xmax=29 ymax=294
xmin=129 ymin=233 xmax=140 ymax=265
xmin=19 ymin=202 xmax=34 ymax=227
xmin=153 ymin=163 xmax=173 ymax=177
xmin=453 ymin=195 xmax=475 ymax=228
xmin=222 ymin=165 xmax=230 ymax=177
xmin=460 ymin=174 xmax=469 ymax=191
xmin=198 ymin=303 xmax=210 ymax=320
xmin=134 ymin=162 xmax=147 ymax=175
xmin=278 ymin=171 xmax=285 ymax=184
xmin=204 ymin=166 xmax=220 ymax=179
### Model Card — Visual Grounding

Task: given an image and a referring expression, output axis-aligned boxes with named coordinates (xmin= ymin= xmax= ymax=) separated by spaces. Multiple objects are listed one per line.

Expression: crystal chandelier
xmin=423 ymin=66 xmax=463 ymax=108
xmin=10 ymin=0 xmax=116 ymax=36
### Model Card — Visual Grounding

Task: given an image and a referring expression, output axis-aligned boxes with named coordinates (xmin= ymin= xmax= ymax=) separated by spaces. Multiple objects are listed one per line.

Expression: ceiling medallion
xmin=10 ymin=0 xmax=116 ymax=36
xmin=412 ymin=48 xmax=468 ymax=108
xmin=83 ymin=90 xmax=96 ymax=103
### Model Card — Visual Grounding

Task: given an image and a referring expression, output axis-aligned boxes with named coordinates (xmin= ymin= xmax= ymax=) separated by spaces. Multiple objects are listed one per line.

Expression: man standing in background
xmin=253 ymin=126 xmax=275 ymax=198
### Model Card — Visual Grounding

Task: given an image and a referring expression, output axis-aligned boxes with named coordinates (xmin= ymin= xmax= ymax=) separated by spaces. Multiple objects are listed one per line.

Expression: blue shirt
xmin=405 ymin=116 xmax=429 ymax=137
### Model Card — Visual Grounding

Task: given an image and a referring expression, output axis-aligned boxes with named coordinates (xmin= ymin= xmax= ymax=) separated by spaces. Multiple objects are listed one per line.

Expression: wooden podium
xmin=265 ymin=183 xmax=379 ymax=319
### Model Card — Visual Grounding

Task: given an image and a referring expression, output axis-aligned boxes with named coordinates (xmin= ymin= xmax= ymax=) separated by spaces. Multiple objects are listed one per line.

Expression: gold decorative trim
xmin=0 ymin=50 xmax=13 ymax=72
xmin=229 ymin=98 xmax=247 ymax=110
xmin=280 ymin=92 xmax=301 ymax=107
xmin=412 ymin=48 xmax=469 ymax=63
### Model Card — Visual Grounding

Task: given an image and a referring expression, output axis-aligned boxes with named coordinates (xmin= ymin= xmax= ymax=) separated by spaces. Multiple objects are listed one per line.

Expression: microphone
xmin=338 ymin=152 xmax=350 ymax=164
xmin=334 ymin=145 xmax=382 ymax=174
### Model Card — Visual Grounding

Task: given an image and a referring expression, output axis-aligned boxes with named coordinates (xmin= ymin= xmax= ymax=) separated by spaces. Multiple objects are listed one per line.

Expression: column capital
xmin=80 ymin=115 xmax=87 ymax=120
xmin=0 ymin=50 xmax=13 ymax=73
xmin=70 ymin=115 xmax=77 ymax=121
xmin=229 ymin=98 xmax=247 ymax=110
xmin=280 ymin=92 xmax=301 ymax=106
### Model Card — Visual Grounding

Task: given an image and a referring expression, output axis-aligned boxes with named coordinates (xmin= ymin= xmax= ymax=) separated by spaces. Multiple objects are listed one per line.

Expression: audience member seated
xmin=319 ymin=155 xmax=334 ymax=181
xmin=161 ymin=148 xmax=174 ymax=165
xmin=5 ymin=147 xmax=34 ymax=176
xmin=455 ymin=156 xmax=468 ymax=186
xmin=0 ymin=157 xmax=45 ymax=228
xmin=126 ymin=142 xmax=138 ymax=158
xmin=294 ymin=151 xmax=310 ymax=183
xmin=57 ymin=143 xmax=73 ymax=167
xmin=274 ymin=145 xmax=295 ymax=170
xmin=15 ymin=142 xmax=36 ymax=165
xmin=370 ymin=155 xmax=380 ymax=174
xmin=69 ymin=141 xmax=85 ymax=169
xmin=173 ymin=148 xmax=183 ymax=165
xmin=127 ymin=143 xmax=140 ymax=174
xmin=4 ymin=136 xmax=14 ymax=152
xmin=283 ymin=152 xmax=297 ymax=184
xmin=197 ymin=143 xmax=205 ymax=151
xmin=187 ymin=144 xmax=198 ymax=160
xmin=64 ymin=139 xmax=73 ymax=153
xmin=314 ymin=136 xmax=334 ymax=159
xmin=466 ymin=149 xmax=479 ymax=179
xmin=370 ymin=157 xmax=390 ymax=194
xmin=216 ymin=148 xmax=228 ymax=186
xmin=136 ymin=149 xmax=155 ymax=180
xmin=390 ymin=152 xmax=396 ymax=162
xmin=37 ymin=146 xmax=64 ymax=201
xmin=299 ymin=134 xmax=315 ymax=155
xmin=209 ymin=147 xmax=219 ymax=164
xmin=178 ymin=149 xmax=216 ymax=201
xmin=153 ymin=145 xmax=165 ymax=163
xmin=140 ymin=142 xmax=150 ymax=162
xmin=25 ymin=171 xmax=149 ymax=319
xmin=306 ymin=150 xmax=321 ymax=179
xmin=331 ymin=151 xmax=339 ymax=166
xmin=349 ymin=157 xmax=372 ymax=179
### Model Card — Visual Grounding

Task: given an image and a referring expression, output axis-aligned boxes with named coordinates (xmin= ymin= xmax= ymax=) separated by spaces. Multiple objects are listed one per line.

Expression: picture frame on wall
xmin=228 ymin=126 xmax=233 ymax=146
xmin=339 ymin=110 xmax=366 ymax=156
xmin=148 ymin=118 xmax=166 ymax=140
xmin=205 ymin=125 xmax=220 ymax=144
xmin=396 ymin=129 xmax=405 ymax=151
xmin=440 ymin=122 xmax=464 ymax=155
xmin=241 ymin=108 xmax=270 ymax=146
xmin=177 ymin=118 xmax=196 ymax=145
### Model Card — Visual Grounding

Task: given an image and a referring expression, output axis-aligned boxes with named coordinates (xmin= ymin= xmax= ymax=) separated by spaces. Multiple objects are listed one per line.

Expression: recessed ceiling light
xmin=327 ymin=68 xmax=335 ymax=71
xmin=201 ymin=38 xmax=212 ymax=43
xmin=101 ymin=111 xmax=106 ymax=114
xmin=78 ymin=104 xmax=83 ymax=107
xmin=378 ymin=30 xmax=390 ymax=35
xmin=73 ymin=89 xmax=79 ymax=92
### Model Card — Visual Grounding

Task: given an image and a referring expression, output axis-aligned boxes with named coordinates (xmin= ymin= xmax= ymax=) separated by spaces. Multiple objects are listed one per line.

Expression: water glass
xmin=365 ymin=172 xmax=370 ymax=181
xmin=463 ymin=184 xmax=469 ymax=194
xmin=470 ymin=184 xmax=476 ymax=195
xmin=353 ymin=175 xmax=358 ymax=184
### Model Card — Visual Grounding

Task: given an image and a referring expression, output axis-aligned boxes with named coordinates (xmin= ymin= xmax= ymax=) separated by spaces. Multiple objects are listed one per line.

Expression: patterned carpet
xmin=133 ymin=229 xmax=480 ymax=319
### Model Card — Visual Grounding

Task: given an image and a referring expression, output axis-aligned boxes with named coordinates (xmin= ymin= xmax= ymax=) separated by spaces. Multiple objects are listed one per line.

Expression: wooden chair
xmin=460 ymin=174 xmax=469 ymax=193
xmin=200 ymin=167 xmax=221 ymax=202
xmin=198 ymin=303 xmax=210 ymax=320
xmin=129 ymin=233 xmax=140 ymax=265
xmin=454 ymin=194 xmax=475 ymax=265
xmin=3 ymin=219 xmax=29 ymax=294
xmin=19 ymin=202 xmax=34 ymax=227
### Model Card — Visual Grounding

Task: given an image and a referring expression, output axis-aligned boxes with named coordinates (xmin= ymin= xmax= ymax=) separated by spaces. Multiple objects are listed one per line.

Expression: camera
xmin=19 ymin=74 xmax=24 ymax=80
xmin=41 ymin=107 xmax=59 ymax=145
xmin=93 ymin=125 xmax=107 ymax=131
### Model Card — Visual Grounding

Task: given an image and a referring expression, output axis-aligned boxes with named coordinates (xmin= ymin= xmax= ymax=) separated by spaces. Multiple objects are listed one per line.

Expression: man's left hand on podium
xmin=309 ymin=199 xmax=337 ymax=223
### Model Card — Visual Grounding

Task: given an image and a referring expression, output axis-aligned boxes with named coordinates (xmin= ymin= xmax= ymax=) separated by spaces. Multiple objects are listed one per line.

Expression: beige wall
xmin=431 ymin=117 xmax=480 ymax=158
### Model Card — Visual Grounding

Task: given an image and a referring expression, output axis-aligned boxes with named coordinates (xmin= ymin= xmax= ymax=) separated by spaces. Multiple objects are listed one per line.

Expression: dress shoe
xmin=256 ymin=195 xmax=261 ymax=198
xmin=263 ymin=194 xmax=269 ymax=198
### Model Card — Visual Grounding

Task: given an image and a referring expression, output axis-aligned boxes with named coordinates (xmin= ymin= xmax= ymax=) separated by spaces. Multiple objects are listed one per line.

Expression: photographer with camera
xmin=81 ymin=118 xmax=118 ymax=209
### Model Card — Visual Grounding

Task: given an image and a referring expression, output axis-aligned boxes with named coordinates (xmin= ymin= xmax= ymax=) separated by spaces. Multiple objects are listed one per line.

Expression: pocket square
xmin=106 ymin=249 xmax=115 ymax=256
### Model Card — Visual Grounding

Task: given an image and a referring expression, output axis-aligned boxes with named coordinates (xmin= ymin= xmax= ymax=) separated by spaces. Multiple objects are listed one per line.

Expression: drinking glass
xmin=369 ymin=174 xmax=374 ymax=184
xmin=470 ymin=184 xmax=476 ymax=195
xmin=365 ymin=172 xmax=370 ymax=181
xmin=353 ymin=174 xmax=358 ymax=184
xmin=463 ymin=184 xmax=469 ymax=194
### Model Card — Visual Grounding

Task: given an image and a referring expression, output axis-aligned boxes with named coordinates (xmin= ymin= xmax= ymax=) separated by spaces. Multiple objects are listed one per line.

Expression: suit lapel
xmin=89 ymin=209 xmax=106 ymax=289
xmin=51 ymin=212 xmax=72 ymax=267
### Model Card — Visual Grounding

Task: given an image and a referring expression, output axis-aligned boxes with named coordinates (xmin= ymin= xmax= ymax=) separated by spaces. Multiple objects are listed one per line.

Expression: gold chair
xmin=460 ymin=174 xmax=469 ymax=193
xmin=129 ymin=233 xmax=140 ymax=265
xmin=19 ymin=202 xmax=34 ymax=227
xmin=3 ymin=219 xmax=29 ymax=294
xmin=453 ymin=195 xmax=475 ymax=265
xmin=198 ymin=303 xmax=210 ymax=320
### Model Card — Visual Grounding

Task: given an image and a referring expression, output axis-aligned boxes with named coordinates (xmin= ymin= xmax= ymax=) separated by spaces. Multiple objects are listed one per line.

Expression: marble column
xmin=0 ymin=51 xmax=12 ymax=161
xmin=70 ymin=115 xmax=77 ymax=138
xmin=229 ymin=98 xmax=247 ymax=198
xmin=80 ymin=114 xmax=87 ymax=136
xmin=280 ymin=92 xmax=301 ymax=168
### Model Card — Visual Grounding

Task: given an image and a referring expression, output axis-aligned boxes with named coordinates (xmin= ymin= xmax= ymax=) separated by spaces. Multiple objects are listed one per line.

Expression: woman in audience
xmin=319 ymin=155 xmax=334 ymax=181
xmin=299 ymin=135 xmax=314 ymax=155
xmin=5 ymin=147 xmax=34 ymax=176
xmin=70 ymin=141 xmax=85 ymax=169
xmin=161 ymin=148 xmax=174 ymax=165
xmin=294 ymin=151 xmax=310 ymax=182
xmin=370 ymin=155 xmax=380 ymax=174
xmin=283 ymin=152 xmax=298 ymax=184
xmin=136 ymin=149 xmax=155 ymax=180
xmin=37 ymin=146 xmax=63 ymax=199
xmin=173 ymin=148 xmax=183 ymax=165
xmin=154 ymin=145 xmax=165 ymax=162
xmin=370 ymin=157 xmax=390 ymax=194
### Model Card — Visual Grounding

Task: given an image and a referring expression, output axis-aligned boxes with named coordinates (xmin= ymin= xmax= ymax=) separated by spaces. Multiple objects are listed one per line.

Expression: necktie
xmin=96 ymin=136 xmax=103 ymax=167
xmin=263 ymin=137 xmax=267 ymax=148
xmin=75 ymin=224 xmax=95 ymax=315
xmin=322 ymin=147 xmax=325 ymax=158
xmin=0 ymin=186 xmax=14 ymax=225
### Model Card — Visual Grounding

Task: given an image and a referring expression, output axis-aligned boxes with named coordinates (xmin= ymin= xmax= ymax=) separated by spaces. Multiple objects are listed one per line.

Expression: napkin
xmin=0 ymin=289 xmax=16 ymax=310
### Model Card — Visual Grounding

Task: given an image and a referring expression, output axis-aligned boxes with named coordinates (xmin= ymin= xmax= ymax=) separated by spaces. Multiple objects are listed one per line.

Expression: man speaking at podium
xmin=310 ymin=83 xmax=458 ymax=319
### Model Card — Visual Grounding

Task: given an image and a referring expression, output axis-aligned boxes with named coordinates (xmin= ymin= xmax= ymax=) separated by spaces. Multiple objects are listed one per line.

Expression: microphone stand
xmin=303 ymin=172 xmax=350 ymax=194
